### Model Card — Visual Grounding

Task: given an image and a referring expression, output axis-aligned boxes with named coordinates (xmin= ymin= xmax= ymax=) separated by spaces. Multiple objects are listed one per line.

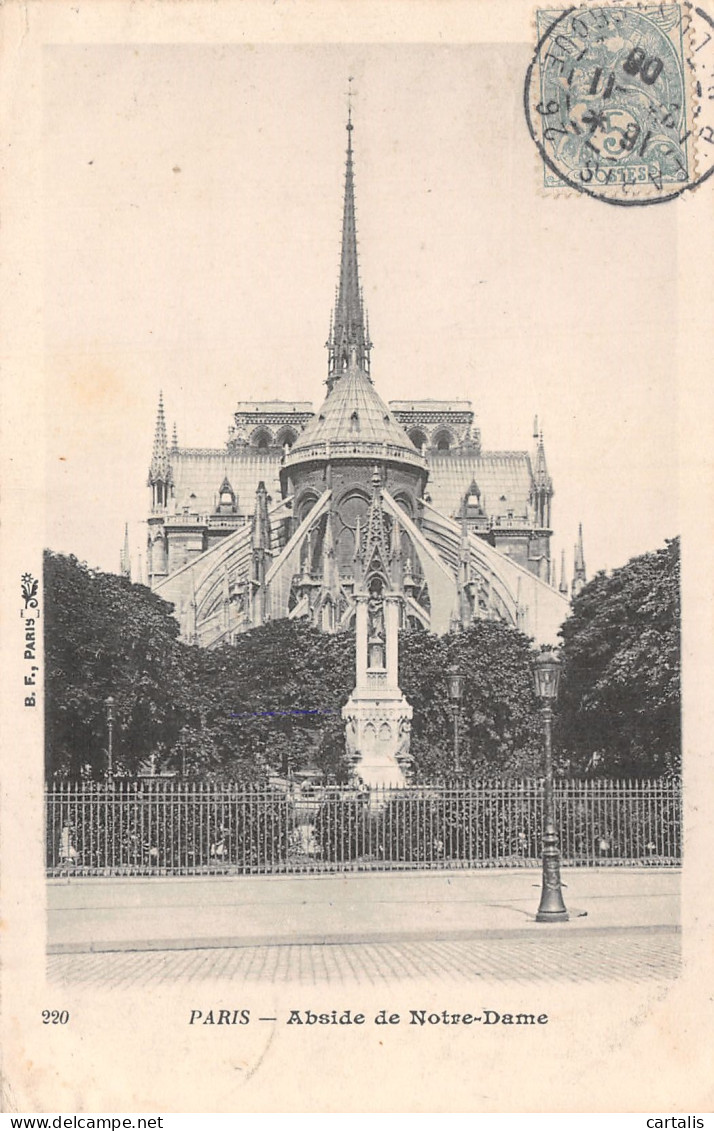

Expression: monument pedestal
xmin=341 ymin=590 xmax=413 ymax=788
xmin=342 ymin=686 xmax=413 ymax=787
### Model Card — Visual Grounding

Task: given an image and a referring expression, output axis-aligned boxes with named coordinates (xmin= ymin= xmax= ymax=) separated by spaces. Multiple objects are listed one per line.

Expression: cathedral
xmin=143 ymin=113 xmax=583 ymax=652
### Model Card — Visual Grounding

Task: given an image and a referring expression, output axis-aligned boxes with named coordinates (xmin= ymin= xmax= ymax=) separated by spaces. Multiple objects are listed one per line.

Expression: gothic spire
xmin=559 ymin=548 xmax=569 ymax=596
xmin=120 ymin=522 xmax=131 ymax=579
xmin=327 ymin=106 xmax=371 ymax=392
xmin=148 ymin=391 xmax=172 ymax=508
xmin=533 ymin=429 xmax=553 ymax=528
xmin=572 ymin=523 xmax=587 ymax=596
xmin=363 ymin=467 xmax=391 ymax=584
xmin=150 ymin=392 xmax=169 ymax=479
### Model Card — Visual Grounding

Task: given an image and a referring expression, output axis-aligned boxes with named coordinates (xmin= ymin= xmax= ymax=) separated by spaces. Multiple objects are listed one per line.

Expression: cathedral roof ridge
xmin=429 ymin=449 xmax=531 ymax=462
xmin=233 ymin=400 xmax=314 ymax=413
xmin=389 ymin=399 xmax=474 ymax=411
xmin=175 ymin=447 xmax=281 ymax=460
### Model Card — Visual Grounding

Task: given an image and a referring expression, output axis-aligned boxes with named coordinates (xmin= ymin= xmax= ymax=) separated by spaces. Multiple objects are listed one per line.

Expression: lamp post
xmin=105 ymin=696 xmax=115 ymax=781
xmin=180 ymin=726 xmax=188 ymax=779
xmin=532 ymin=649 xmax=568 ymax=922
xmin=447 ymin=664 xmax=465 ymax=774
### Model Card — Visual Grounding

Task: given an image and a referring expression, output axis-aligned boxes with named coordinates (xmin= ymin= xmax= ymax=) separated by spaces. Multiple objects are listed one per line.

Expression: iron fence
xmin=45 ymin=778 xmax=681 ymax=877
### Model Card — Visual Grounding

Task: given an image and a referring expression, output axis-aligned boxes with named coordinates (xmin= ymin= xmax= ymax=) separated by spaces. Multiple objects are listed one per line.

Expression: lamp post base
xmin=536 ymin=828 xmax=569 ymax=923
xmin=535 ymin=908 xmax=569 ymax=923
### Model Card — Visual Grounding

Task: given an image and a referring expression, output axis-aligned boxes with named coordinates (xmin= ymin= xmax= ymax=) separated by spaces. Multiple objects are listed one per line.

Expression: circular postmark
xmin=524 ymin=3 xmax=714 ymax=204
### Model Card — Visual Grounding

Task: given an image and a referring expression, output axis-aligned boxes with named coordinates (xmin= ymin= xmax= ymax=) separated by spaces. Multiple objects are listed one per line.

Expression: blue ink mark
xmin=230 ymin=708 xmax=338 ymax=720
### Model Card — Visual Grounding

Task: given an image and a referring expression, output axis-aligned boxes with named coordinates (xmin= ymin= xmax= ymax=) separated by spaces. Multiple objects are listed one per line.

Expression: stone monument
xmin=342 ymin=473 xmax=413 ymax=787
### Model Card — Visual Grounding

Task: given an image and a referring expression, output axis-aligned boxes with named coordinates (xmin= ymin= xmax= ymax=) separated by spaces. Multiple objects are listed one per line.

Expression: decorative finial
xmin=347 ymin=76 xmax=354 ymax=129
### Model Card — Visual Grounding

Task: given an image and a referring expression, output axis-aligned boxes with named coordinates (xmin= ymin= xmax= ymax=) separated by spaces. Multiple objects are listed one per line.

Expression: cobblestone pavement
xmin=48 ymin=927 xmax=680 ymax=987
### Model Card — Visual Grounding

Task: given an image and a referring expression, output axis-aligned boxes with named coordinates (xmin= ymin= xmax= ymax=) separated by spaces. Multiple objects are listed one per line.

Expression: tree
xmin=44 ymin=551 xmax=188 ymax=779
xmin=399 ymin=621 xmax=545 ymax=779
xmin=556 ymin=538 xmax=680 ymax=777
xmin=165 ymin=620 xmax=356 ymax=783
xmin=44 ymin=552 xmax=551 ymax=783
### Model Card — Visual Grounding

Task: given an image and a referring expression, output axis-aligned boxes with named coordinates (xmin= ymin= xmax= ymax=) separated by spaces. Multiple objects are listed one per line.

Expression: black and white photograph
xmin=1 ymin=0 xmax=713 ymax=1116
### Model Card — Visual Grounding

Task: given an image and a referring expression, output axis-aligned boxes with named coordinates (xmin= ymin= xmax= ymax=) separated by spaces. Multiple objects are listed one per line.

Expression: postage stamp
xmin=524 ymin=2 xmax=714 ymax=204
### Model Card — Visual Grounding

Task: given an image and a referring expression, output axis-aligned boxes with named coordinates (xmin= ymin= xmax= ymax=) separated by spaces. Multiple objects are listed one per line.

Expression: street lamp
xmin=447 ymin=664 xmax=465 ymax=774
xmin=180 ymin=725 xmax=188 ymax=779
xmin=532 ymin=649 xmax=568 ymax=923
xmin=105 ymin=696 xmax=115 ymax=781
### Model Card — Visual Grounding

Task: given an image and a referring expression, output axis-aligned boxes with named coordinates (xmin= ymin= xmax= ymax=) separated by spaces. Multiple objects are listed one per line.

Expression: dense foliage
xmin=45 ymin=552 xmax=185 ymax=780
xmin=45 ymin=553 xmax=356 ymax=782
xmin=557 ymin=538 xmax=680 ymax=777
xmin=45 ymin=536 xmax=681 ymax=782
xmin=400 ymin=622 xmax=543 ymax=778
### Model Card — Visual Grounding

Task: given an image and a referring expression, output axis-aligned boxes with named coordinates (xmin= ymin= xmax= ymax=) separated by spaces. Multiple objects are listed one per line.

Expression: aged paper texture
xmin=1 ymin=0 xmax=713 ymax=1114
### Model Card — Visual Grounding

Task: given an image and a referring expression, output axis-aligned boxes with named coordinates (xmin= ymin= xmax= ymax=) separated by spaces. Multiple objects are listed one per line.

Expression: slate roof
xmin=170 ymin=450 xmax=282 ymax=515
xmin=286 ymin=365 xmax=424 ymax=468
xmin=425 ymin=452 xmax=535 ymax=520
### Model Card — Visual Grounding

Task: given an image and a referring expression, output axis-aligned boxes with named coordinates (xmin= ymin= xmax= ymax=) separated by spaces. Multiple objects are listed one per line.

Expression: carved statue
xmin=367 ymin=577 xmax=386 ymax=668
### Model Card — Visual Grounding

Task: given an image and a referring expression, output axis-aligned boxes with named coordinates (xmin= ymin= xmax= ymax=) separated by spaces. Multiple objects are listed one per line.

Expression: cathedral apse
xmin=140 ymin=109 xmax=578 ymax=652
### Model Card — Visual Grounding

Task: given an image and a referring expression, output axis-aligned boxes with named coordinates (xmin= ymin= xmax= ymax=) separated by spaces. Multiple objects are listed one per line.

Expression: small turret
xmin=572 ymin=523 xmax=587 ymax=596
xmin=532 ymin=428 xmax=553 ymax=529
xmin=148 ymin=392 xmax=173 ymax=511
xmin=251 ymin=481 xmax=271 ymax=625
xmin=559 ymin=548 xmax=569 ymax=597
xmin=120 ymin=523 xmax=131 ymax=579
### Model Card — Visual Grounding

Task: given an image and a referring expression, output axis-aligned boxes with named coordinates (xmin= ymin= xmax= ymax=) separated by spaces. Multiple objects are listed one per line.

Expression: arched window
xmin=251 ymin=428 xmax=273 ymax=452
xmin=393 ymin=492 xmax=414 ymax=518
xmin=276 ymin=427 xmax=297 ymax=450
xmin=296 ymin=491 xmax=319 ymax=523
xmin=408 ymin=428 xmax=427 ymax=451
xmin=433 ymin=428 xmax=454 ymax=452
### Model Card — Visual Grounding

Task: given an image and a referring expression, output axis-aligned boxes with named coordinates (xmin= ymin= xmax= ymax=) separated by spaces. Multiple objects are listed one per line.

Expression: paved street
xmin=47 ymin=867 xmax=680 ymax=952
xmin=46 ymin=868 xmax=680 ymax=986
xmin=48 ymin=925 xmax=680 ymax=987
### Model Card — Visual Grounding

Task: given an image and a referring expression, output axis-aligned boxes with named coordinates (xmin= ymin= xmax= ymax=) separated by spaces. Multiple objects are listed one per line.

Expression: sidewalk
xmin=47 ymin=866 xmax=680 ymax=954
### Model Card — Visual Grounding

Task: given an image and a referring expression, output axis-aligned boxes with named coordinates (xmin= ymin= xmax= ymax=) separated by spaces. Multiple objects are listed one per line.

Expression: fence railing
xmin=45 ymin=778 xmax=681 ymax=877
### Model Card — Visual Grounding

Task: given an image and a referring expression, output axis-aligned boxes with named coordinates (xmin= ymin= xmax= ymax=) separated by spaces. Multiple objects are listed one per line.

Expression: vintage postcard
xmin=1 ymin=0 xmax=713 ymax=1115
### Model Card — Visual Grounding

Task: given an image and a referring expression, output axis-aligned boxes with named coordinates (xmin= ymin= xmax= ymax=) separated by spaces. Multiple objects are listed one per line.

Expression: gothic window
xmin=392 ymin=492 xmax=414 ymax=518
xmin=320 ymin=600 xmax=334 ymax=632
xmin=276 ymin=427 xmax=297 ymax=450
xmin=297 ymin=491 xmax=319 ymax=523
xmin=151 ymin=532 xmax=167 ymax=572
xmin=336 ymin=489 xmax=369 ymax=530
xmin=251 ymin=428 xmax=273 ymax=451
xmin=408 ymin=428 xmax=427 ymax=451
xmin=433 ymin=428 xmax=454 ymax=452
xmin=336 ymin=526 xmax=355 ymax=566
xmin=350 ymin=411 xmax=360 ymax=434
